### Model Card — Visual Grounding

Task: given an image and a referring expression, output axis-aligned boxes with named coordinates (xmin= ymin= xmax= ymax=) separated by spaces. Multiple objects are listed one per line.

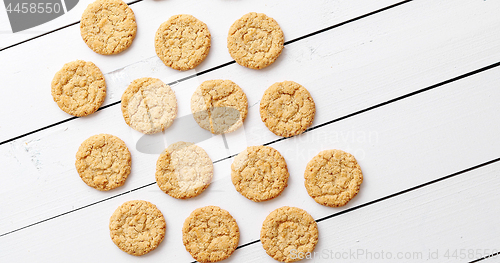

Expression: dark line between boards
xmin=305 ymin=61 xmax=500 ymax=134
xmin=189 ymin=240 xmax=262 ymax=263
xmin=0 ymin=182 xmax=156 ymax=238
xmin=0 ymin=0 xmax=144 ymax=52
xmin=284 ymin=0 xmax=413 ymax=46
xmin=188 ymin=156 xmax=500 ymax=263
xmin=0 ymin=0 xmax=413 ymax=145
xmin=470 ymin=251 xmax=500 ymax=263
xmin=2 ymin=57 xmax=500 ymax=237
xmin=0 ymin=0 xmax=481 ymax=239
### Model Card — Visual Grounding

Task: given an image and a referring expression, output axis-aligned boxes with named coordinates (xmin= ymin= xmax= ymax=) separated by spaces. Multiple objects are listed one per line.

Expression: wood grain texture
xmin=0 ymin=0 xmax=399 ymax=142
xmin=2 ymin=49 xmax=500 ymax=262
xmin=1 ymin=0 xmax=500 ymax=262
xmin=220 ymin=162 xmax=500 ymax=263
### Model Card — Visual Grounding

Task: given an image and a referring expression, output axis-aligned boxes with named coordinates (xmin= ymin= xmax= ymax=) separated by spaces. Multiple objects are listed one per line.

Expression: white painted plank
xmin=222 ymin=161 xmax=500 ymax=263
xmin=2 ymin=0 xmax=500 ymax=234
xmin=2 ymin=40 xmax=500 ymax=249
xmin=0 ymin=0 xmax=398 ymax=49
xmin=2 ymin=113 xmax=500 ymax=262
xmin=0 ymin=0 xmax=96 ymax=48
xmin=0 ymin=0 xmax=399 ymax=141
xmin=2 ymin=0 xmax=500 ymax=261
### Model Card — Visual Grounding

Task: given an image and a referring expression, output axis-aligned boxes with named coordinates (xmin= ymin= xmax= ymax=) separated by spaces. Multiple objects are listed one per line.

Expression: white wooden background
xmin=1 ymin=0 xmax=500 ymax=262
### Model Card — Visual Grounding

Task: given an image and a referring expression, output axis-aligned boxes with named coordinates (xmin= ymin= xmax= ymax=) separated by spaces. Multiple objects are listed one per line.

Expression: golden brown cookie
xmin=51 ymin=60 xmax=106 ymax=117
xmin=231 ymin=146 xmax=289 ymax=202
xmin=227 ymin=12 xmax=284 ymax=69
xmin=182 ymin=206 xmax=239 ymax=262
xmin=80 ymin=0 xmax=137 ymax=55
xmin=75 ymin=134 xmax=131 ymax=191
xmin=155 ymin=14 xmax=211 ymax=71
xmin=260 ymin=81 xmax=315 ymax=137
xmin=121 ymin=77 xmax=177 ymax=134
xmin=304 ymin=149 xmax=363 ymax=207
xmin=261 ymin=206 xmax=318 ymax=262
xmin=191 ymin=79 xmax=248 ymax=134
xmin=155 ymin=142 xmax=213 ymax=199
xmin=109 ymin=200 xmax=166 ymax=256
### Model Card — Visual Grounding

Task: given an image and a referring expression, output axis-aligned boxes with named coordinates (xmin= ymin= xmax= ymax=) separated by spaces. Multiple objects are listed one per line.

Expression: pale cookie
xmin=121 ymin=77 xmax=177 ymax=134
xmin=155 ymin=14 xmax=211 ymax=71
xmin=231 ymin=146 xmax=289 ymax=202
xmin=304 ymin=150 xmax=363 ymax=207
xmin=260 ymin=81 xmax=315 ymax=137
xmin=182 ymin=206 xmax=239 ymax=263
xmin=51 ymin=60 xmax=106 ymax=117
xmin=80 ymin=0 xmax=137 ymax=55
xmin=191 ymin=79 xmax=248 ymax=134
xmin=261 ymin=206 xmax=318 ymax=262
xmin=227 ymin=12 xmax=284 ymax=69
xmin=155 ymin=142 xmax=213 ymax=199
xmin=75 ymin=134 xmax=131 ymax=191
xmin=110 ymin=200 xmax=166 ymax=256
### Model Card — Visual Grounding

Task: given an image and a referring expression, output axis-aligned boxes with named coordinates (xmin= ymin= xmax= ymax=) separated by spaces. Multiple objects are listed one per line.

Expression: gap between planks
xmin=0 ymin=0 xmax=414 ymax=145
xmin=2 ymin=59 xmax=500 ymax=239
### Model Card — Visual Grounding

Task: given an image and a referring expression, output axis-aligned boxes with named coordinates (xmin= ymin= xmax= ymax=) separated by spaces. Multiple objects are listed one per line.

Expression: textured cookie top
xmin=231 ymin=146 xmax=289 ymax=202
xmin=183 ymin=206 xmax=239 ymax=263
xmin=191 ymin=79 xmax=248 ymax=134
xmin=80 ymin=0 xmax=137 ymax=55
xmin=155 ymin=14 xmax=211 ymax=71
xmin=304 ymin=150 xmax=363 ymax=207
xmin=261 ymin=206 xmax=318 ymax=262
xmin=156 ymin=142 xmax=213 ymax=199
xmin=121 ymin=77 xmax=177 ymax=134
xmin=51 ymin=60 xmax=106 ymax=117
xmin=260 ymin=81 xmax=315 ymax=137
xmin=75 ymin=134 xmax=131 ymax=191
xmin=227 ymin=12 xmax=284 ymax=69
xmin=109 ymin=200 xmax=166 ymax=256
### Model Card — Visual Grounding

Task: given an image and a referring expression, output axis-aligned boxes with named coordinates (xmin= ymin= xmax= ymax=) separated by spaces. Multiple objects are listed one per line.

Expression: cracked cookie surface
xmin=121 ymin=77 xmax=177 ymax=134
xmin=304 ymin=149 xmax=363 ymax=207
xmin=80 ymin=0 xmax=137 ymax=55
xmin=260 ymin=81 xmax=315 ymax=137
xmin=227 ymin=12 xmax=284 ymax=69
xmin=75 ymin=134 xmax=131 ymax=191
xmin=51 ymin=60 xmax=106 ymax=117
xmin=183 ymin=206 xmax=239 ymax=263
xmin=191 ymin=79 xmax=248 ymax=134
xmin=231 ymin=146 xmax=289 ymax=202
xmin=155 ymin=14 xmax=211 ymax=71
xmin=156 ymin=142 xmax=213 ymax=199
xmin=261 ymin=206 xmax=318 ymax=262
xmin=109 ymin=200 xmax=166 ymax=256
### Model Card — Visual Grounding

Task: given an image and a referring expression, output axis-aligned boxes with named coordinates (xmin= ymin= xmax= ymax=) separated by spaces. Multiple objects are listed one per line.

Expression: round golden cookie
xmin=304 ymin=150 xmax=363 ymax=207
xmin=155 ymin=142 xmax=213 ymax=199
xmin=191 ymin=79 xmax=248 ymax=134
xmin=80 ymin=0 xmax=137 ymax=55
xmin=155 ymin=14 xmax=211 ymax=71
xmin=261 ymin=206 xmax=318 ymax=262
xmin=109 ymin=200 xmax=166 ymax=256
xmin=260 ymin=81 xmax=315 ymax=137
xmin=121 ymin=77 xmax=177 ymax=134
xmin=182 ymin=206 xmax=239 ymax=263
xmin=75 ymin=134 xmax=131 ymax=191
xmin=51 ymin=60 xmax=106 ymax=117
xmin=227 ymin=12 xmax=284 ymax=69
xmin=231 ymin=146 xmax=289 ymax=202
